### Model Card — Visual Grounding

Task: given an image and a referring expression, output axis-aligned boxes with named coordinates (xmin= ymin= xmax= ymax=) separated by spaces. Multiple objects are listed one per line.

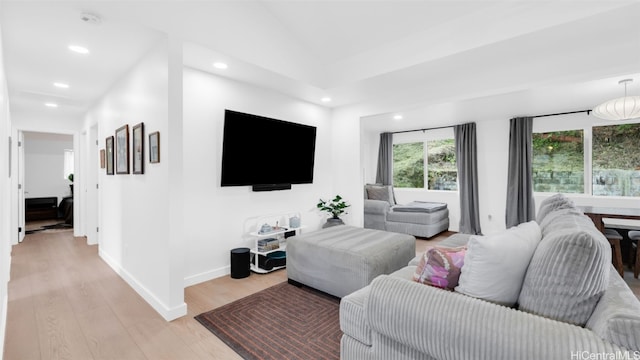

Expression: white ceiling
xmin=2 ymin=1 xmax=640 ymax=132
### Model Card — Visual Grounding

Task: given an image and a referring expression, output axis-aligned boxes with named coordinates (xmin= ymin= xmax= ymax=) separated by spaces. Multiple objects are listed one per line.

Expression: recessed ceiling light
xmin=321 ymin=97 xmax=332 ymax=103
xmin=54 ymin=82 xmax=69 ymax=89
xmin=68 ymin=45 xmax=89 ymax=54
xmin=45 ymin=103 xmax=58 ymax=108
xmin=213 ymin=62 xmax=228 ymax=69
xmin=393 ymin=114 xmax=403 ymax=120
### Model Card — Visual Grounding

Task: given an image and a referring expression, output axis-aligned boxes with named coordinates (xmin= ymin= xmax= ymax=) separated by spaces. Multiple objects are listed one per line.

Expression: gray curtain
xmin=506 ymin=117 xmax=535 ymax=228
xmin=375 ymin=132 xmax=393 ymax=185
xmin=455 ymin=123 xmax=482 ymax=235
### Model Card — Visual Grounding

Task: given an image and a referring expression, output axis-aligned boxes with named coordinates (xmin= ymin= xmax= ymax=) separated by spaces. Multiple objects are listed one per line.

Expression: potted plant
xmin=317 ymin=195 xmax=350 ymax=228
xmin=68 ymin=173 xmax=74 ymax=196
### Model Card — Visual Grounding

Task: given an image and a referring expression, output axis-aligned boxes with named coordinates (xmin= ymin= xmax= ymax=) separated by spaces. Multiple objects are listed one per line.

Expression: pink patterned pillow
xmin=413 ymin=246 xmax=467 ymax=290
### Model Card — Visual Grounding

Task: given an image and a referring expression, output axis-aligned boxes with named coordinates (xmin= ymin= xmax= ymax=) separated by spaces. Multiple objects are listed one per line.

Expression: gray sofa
xmin=364 ymin=184 xmax=449 ymax=238
xmin=341 ymin=194 xmax=640 ymax=359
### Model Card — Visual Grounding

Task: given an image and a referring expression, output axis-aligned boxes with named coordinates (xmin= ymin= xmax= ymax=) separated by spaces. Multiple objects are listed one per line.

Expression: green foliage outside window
xmin=532 ymin=123 xmax=640 ymax=197
xmin=392 ymin=139 xmax=457 ymax=190
xmin=532 ymin=130 xmax=584 ymax=193
xmin=427 ymin=139 xmax=457 ymax=191
xmin=593 ymin=123 xmax=640 ymax=197
xmin=393 ymin=142 xmax=424 ymax=188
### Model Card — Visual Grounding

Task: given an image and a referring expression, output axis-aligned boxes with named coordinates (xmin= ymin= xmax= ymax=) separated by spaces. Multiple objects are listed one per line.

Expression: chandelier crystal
xmin=592 ymin=79 xmax=640 ymax=121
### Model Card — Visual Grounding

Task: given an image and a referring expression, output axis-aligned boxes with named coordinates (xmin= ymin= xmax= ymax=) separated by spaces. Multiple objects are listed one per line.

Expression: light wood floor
xmin=4 ymin=229 xmax=640 ymax=359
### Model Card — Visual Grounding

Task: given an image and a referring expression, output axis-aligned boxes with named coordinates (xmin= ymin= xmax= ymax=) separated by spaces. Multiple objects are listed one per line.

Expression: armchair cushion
xmin=392 ymin=201 xmax=447 ymax=213
xmin=364 ymin=184 xmax=395 ymax=205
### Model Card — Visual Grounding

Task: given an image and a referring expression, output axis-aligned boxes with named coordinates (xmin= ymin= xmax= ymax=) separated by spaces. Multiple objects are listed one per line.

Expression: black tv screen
xmin=221 ymin=110 xmax=317 ymax=189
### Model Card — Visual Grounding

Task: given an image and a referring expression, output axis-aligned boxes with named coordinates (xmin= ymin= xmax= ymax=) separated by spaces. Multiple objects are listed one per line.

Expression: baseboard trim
xmin=99 ymin=249 xmax=187 ymax=321
xmin=184 ymin=266 xmax=230 ymax=287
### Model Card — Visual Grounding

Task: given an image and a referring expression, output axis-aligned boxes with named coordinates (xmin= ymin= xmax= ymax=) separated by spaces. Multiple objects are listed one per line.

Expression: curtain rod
xmin=391 ymin=109 xmax=591 ymax=134
xmin=531 ymin=109 xmax=591 ymax=119
xmin=390 ymin=124 xmax=454 ymax=135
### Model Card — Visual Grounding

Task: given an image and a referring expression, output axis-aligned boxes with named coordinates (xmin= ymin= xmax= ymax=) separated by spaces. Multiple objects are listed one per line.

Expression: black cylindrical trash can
xmin=230 ymin=247 xmax=250 ymax=279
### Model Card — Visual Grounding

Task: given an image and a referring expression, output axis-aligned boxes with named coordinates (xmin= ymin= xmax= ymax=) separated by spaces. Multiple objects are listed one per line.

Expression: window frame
xmin=532 ymin=118 xmax=640 ymax=198
xmin=391 ymin=127 xmax=458 ymax=191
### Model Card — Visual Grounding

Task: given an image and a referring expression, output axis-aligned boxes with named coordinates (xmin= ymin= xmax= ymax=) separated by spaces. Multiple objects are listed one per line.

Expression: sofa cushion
xmin=455 ymin=221 xmax=541 ymax=306
xmin=536 ymin=193 xmax=576 ymax=224
xmin=587 ymin=266 xmax=640 ymax=352
xmin=339 ymin=285 xmax=372 ymax=346
xmin=339 ymin=265 xmax=416 ymax=347
xmin=413 ymin=246 xmax=466 ymax=290
xmin=518 ymin=213 xmax=611 ymax=326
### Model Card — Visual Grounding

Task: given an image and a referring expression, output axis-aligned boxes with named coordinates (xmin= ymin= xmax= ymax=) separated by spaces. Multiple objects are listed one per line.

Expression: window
xmin=392 ymin=138 xmax=457 ymax=190
xmin=592 ymin=123 xmax=640 ymax=197
xmin=533 ymin=121 xmax=640 ymax=197
xmin=393 ymin=142 xmax=424 ymax=188
xmin=427 ymin=139 xmax=457 ymax=191
xmin=532 ymin=130 xmax=584 ymax=193
xmin=63 ymin=149 xmax=74 ymax=180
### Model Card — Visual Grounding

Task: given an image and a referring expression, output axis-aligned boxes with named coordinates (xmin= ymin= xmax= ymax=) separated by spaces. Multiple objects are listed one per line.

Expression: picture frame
xmin=106 ymin=136 xmax=114 ymax=175
xmin=115 ymin=125 xmax=129 ymax=174
xmin=149 ymin=131 xmax=160 ymax=163
xmin=100 ymin=149 xmax=106 ymax=169
xmin=132 ymin=122 xmax=144 ymax=174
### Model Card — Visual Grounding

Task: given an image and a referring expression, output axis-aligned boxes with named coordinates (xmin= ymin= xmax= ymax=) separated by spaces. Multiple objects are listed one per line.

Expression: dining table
xmin=578 ymin=206 xmax=640 ymax=233
xmin=578 ymin=206 xmax=640 ymax=277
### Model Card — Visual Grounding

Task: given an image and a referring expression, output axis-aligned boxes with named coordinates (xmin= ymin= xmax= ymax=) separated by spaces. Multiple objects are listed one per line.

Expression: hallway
xmin=3 ymin=229 xmax=284 ymax=359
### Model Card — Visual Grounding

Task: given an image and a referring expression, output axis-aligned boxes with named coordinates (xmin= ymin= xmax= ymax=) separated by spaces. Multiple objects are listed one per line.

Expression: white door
xmin=17 ymin=131 xmax=25 ymax=243
xmin=86 ymin=125 xmax=99 ymax=245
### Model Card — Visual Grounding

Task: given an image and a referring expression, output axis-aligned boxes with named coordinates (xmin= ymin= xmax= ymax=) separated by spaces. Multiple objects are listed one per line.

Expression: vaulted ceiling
xmin=2 ymin=1 xmax=640 ymax=131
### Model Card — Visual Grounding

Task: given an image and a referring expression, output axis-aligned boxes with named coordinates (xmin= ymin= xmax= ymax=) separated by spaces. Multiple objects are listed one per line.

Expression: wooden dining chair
xmin=604 ymin=228 xmax=624 ymax=277
xmin=629 ymin=230 xmax=640 ymax=279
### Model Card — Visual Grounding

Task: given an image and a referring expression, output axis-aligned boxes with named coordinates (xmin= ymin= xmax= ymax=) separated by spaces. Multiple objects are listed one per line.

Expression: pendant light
xmin=592 ymin=79 xmax=640 ymax=121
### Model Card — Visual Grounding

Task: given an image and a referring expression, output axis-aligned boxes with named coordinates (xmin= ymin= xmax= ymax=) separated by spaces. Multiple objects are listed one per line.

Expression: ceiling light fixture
xmin=321 ymin=97 xmax=331 ymax=103
xmin=68 ymin=45 xmax=90 ymax=54
xmin=54 ymin=82 xmax=69 ymax=89
xmin=80 ymin=12 xmax=102 ymax=25
xmin=45 ymin=103 xmax=58 ymax=108
xmin=213 ymin=62 xmax=228 ymax=69
xmin=393 ymin=114 xmax=403 ymax=120
xmin=592 ymin=79 xmax=640 ymax=121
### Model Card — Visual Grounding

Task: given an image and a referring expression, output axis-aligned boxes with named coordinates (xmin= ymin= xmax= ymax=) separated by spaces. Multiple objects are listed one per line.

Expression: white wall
xmin=23 ymin=132 xmax=73 ymax=202
xmin=82 ymin=38 xmax=186 ymax=321
xmin=0 ymin=13 xmax=12 ymax=358
xmin=182 ymin=67 xmax=333 ymax=285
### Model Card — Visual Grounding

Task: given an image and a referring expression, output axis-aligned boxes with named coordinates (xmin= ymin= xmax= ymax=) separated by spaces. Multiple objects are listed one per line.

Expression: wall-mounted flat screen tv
xmin=221 ymin=110 xmax=317 ymax=191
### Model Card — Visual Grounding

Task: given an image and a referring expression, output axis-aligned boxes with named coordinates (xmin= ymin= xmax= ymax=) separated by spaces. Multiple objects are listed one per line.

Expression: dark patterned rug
xmin=195 ymin=281 xmax=341 ymax=360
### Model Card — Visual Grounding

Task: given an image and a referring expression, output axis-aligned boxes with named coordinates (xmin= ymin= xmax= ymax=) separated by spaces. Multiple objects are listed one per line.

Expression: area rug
xmin=195 ymin=281 xmax=341 ymax=360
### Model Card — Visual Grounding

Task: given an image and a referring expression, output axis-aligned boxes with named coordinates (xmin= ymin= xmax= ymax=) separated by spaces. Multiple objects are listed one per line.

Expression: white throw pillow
xmin=455 ymin=221 xmax=542 ymax=306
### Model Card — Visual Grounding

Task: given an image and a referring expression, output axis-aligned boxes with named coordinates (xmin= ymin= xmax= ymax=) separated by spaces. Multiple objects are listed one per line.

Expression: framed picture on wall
xmin=100 ymin=149 xmax=106 ymax=169
xmin=106 ymin=136 xmax=114 ymax=175
xmin=132 ymin=122 xmax=144 ymax=174
xmin=149 ymin=131 xmax=160 ymax=163
xmin=115 ymin=125 xmax=129 ymax=174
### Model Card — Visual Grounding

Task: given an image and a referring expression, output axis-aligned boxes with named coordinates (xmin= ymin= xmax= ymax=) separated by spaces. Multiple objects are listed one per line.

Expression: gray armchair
xmin=363 ymin=184 xmax=449 ymax=238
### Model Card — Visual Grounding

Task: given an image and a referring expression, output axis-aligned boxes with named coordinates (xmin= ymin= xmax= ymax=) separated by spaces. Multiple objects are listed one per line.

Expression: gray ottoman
xmin=287 ymin=225 xmax=416 ymax=298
